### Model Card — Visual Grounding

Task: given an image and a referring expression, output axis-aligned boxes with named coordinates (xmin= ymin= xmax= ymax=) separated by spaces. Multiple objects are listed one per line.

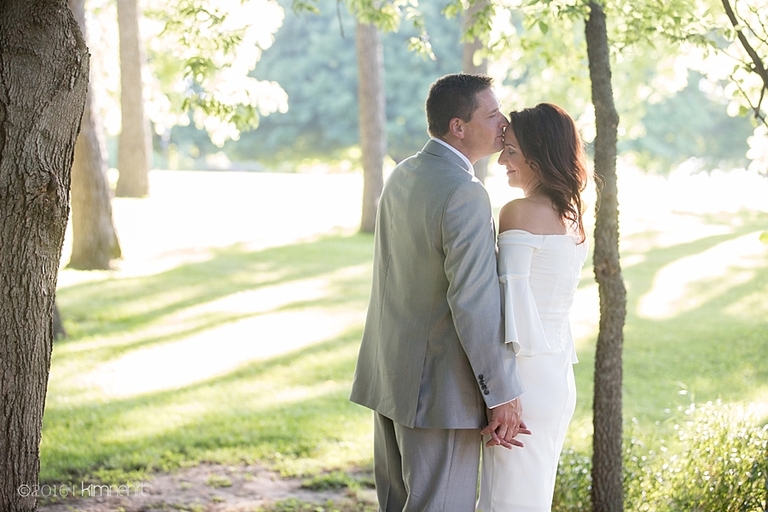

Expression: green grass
xmin=572 ymin=209 xmax=768 ymax=433
xmin=46 ymin=202 xmax=768 ymax=497
xmin=45 ymin=234 xmax=376 ymax=483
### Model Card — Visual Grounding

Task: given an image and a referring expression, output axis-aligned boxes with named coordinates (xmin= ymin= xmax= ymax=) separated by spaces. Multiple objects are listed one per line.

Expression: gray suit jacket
xmin=350 ymin=140 xmax=524 ymax=429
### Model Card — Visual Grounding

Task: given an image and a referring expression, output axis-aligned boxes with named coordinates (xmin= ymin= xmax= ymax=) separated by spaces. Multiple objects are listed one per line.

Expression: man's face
xmin=462 ymin=89 xmax=508 ymax=161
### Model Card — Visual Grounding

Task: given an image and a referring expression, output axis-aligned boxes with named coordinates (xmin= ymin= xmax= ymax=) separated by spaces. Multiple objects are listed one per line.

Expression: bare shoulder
xmin=499 ymin=197 xmax=565 ymax=235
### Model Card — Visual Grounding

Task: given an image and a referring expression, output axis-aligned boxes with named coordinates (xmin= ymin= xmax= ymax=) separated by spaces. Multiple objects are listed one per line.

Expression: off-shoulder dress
xmin=477 ymin=229 xmax=588 ymax=512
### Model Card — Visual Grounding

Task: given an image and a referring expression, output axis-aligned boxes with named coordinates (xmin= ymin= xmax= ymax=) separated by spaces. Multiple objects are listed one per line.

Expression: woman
xmin=477 ymin=103 xmax=589 ymax=511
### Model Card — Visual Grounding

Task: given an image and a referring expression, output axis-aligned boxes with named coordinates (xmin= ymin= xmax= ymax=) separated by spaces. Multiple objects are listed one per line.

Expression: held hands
xmin=482 ymin=398 xmax=531 ymax=449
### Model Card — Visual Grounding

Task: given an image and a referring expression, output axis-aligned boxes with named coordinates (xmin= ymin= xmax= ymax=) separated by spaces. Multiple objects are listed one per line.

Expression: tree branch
xmin=721 ymin=0 xmax=768 ymax=91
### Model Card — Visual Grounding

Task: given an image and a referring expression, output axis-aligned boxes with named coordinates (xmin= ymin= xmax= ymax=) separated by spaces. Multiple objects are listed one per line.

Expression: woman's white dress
xmin=477 ymin=229 xmax=588 ymax=512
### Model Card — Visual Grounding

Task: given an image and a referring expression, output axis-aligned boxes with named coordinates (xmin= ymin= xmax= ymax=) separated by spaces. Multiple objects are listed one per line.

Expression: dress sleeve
xmin=498 ymin=233 xmax=549 ymax=357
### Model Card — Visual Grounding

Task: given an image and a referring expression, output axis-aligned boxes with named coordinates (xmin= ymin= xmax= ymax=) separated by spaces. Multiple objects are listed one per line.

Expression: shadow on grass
xmin=45 ymin=233 xmax=377 ymax=482
xmin=41 ymin=326 xmax=372 ymax=483
xmin=46 ymin=211 xmax=768 ymax=485
xmin=573 ymin=209 xmax=768 ymax=424
xmin=54 ymin=233 xmax=374 ymax=358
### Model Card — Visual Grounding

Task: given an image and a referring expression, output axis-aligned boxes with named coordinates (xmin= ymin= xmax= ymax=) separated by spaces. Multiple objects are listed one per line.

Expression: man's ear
xmin=448 ymin=117 xmax=464 ymax=139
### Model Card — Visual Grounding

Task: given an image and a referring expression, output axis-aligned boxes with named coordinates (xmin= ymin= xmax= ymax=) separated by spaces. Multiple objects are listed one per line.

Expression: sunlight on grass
xmin=68 ymin=264 xmax=370 ymax=398
xmin=638 ymin=231 xmax=768 ymax=319
xmin=42 ymin=326 xmax=374 ymax=481
xmin=46 ymin=167 xmax=768 ymax=488
xmin=726 ymin=279 xmax=768 ymax=319
xmin=60 ymin=171 xmax=364 ymax=282
xmin=80 ymin=308 xmax=364 ymax=397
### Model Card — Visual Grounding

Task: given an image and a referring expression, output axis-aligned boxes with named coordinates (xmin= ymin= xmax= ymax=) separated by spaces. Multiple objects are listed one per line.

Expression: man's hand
xmin=481 ymin=398 xmax=531 ymax=449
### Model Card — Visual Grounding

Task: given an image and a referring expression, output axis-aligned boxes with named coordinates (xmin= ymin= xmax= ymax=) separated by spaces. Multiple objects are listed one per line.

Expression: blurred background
xmin=82 ymin=0 xmax=764 ymax=177
xmin=39 ymin=0 xmax=768 ymax=508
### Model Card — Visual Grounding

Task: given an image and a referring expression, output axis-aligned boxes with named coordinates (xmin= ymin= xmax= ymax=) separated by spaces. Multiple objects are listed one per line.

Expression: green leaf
xmin=538 ymin=20 xmax=549 ymax=34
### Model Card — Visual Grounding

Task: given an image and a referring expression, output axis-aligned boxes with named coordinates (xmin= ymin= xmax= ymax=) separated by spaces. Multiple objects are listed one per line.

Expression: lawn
xmin=47 ymin=166 xmax=768 ymax=495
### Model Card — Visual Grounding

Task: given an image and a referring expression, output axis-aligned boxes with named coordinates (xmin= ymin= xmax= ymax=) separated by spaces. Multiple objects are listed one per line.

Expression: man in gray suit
xmin=350 ymin=73 xmax=526 ymax=511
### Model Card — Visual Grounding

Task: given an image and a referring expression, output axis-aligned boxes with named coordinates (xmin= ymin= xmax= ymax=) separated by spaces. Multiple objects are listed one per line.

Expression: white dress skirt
xmin=477 ymin=229 xmax=587 ymax=512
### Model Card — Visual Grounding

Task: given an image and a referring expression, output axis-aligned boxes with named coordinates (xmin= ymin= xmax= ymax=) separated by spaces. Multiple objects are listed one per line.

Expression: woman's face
xmin=497 ymin=127 xmax=539 ymax=194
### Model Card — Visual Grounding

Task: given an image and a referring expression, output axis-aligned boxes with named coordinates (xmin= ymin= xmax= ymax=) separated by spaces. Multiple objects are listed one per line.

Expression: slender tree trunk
xmin=68 ymin=0 xmax=122 ymax=270
xmin=585 ymin=2 xmax=626 ymax=511
xmin=115 ymin=0 xmax=151 ymax=197
xmin=462 ymin=0 xmax=490 ymax=183
xmin=356 ymin=21 xmax=386 ymax=234
xmin=0 ymin=1 xmax=88 ymax=509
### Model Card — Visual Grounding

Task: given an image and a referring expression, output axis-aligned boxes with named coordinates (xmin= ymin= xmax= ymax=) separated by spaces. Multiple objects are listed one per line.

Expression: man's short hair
xmin=426 ymin=73 xmax=494 ymax=138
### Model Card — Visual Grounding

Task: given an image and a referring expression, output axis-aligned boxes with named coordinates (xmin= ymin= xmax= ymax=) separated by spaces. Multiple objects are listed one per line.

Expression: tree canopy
xmin=227 ymin=0 xmax=464 ymax=165
xmin=156 ymin=0 xmax=756 ymax=173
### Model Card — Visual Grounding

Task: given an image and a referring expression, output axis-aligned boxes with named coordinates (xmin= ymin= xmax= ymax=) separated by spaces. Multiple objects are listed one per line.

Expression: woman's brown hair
xmin=508 ymin=103 xmax=589 ymax=243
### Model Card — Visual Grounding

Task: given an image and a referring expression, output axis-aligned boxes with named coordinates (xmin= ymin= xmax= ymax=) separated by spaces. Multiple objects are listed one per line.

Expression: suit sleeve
xmin=442 ymin=180 xmax=524 ymax=408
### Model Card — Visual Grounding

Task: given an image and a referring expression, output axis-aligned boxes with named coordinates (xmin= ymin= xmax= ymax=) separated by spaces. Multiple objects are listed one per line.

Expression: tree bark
xmin=115 ymin=0 xmax=151 ymax=197
xmin=462 ymin=0 xmax=490 ymax=183
xmin=585 ymin=2 xmax=626 ymax=511
xmin=0 ymin=0 xmax=88 ymax=509
xmin=68 ymin=0 xmax=122 ymax=270
xmin=356 ymin=21 xmax=386 ymax=234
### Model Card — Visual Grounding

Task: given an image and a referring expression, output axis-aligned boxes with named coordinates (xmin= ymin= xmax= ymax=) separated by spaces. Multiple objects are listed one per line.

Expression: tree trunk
xmin=115 ymin=0 xmax=151 ymax=197
xmin=462 ymin=0 xmax=490 ymax=183
xmin=0 ymin=1 xmax=88 ymax=509
xmin=356 ymin=21 xmax=386 ymax=234
xmin=68 ymin=0 xmax=122 ymax=270
xmin=585 ymin=2 xmax=626 ymax=511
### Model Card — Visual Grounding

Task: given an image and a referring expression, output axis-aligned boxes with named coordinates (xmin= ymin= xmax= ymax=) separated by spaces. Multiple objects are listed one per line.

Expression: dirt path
xmin=37 ymin=463 xmax=375 ymax=511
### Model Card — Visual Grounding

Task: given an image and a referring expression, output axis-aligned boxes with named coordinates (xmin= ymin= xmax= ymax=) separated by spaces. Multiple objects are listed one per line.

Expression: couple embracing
xmin=350 ymin=73 xmax=589 ymax=512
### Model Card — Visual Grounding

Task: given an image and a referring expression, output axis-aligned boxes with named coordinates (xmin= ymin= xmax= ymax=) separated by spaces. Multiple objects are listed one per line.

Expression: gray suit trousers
xmin=374 ymin=412 xmax=481 ymax=512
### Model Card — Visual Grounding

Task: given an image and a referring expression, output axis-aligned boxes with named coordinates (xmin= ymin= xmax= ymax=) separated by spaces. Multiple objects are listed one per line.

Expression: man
xmin=350 ymin=73 xmax=525 ymax=511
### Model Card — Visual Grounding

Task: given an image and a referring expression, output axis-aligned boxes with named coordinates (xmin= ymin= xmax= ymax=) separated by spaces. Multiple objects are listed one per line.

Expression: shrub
xmin=553 ymin=401 xmax=768 ymax=511
xmin=553 ymin=448 xmax=592 ymax=511
xmin=653 ymin=401 xmax=767 ymax=511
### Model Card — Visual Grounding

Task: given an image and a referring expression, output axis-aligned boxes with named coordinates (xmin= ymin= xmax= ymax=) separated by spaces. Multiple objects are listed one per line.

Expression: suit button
xmin=478 ymin=374 xmax=484 ymax=381
xmin=483 ymin=389 xmax=490 ymax=395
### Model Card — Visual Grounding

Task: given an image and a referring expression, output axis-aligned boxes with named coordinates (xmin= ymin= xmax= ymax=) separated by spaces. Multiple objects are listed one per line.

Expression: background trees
xmin=134 ymin=0 xmax=754 ymax=180
xmin=355 ymin=19 xmax=386 ymax=233
xmin=702 ymin=0 xmax=767 ymax=173
xmin=68 ymin=0 xmax=122 ymax=271
xmin=228 ymin=0 xmax=462 ymax=167
xmin=115 ymin=0 xmax=152 ymax=197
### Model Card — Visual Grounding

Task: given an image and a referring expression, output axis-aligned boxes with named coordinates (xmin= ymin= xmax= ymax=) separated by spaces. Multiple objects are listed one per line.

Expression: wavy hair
xmin=508 ymin=103 xmax=589 ymax=243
